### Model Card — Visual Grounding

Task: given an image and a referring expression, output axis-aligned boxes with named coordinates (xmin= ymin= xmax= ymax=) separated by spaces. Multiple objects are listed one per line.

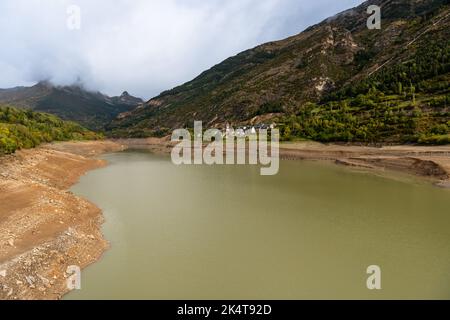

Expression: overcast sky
xmin=0 ymin=0 xmax=365 ymax=99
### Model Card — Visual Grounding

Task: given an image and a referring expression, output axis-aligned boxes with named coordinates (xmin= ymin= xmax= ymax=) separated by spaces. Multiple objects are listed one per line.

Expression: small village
xmin=221 ymin=123 xmax=277 ymax=138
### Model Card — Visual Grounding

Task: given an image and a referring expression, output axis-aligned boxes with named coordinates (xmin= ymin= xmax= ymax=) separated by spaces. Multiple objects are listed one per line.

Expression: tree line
xmin=276 ymin=41 xmax=450 ymax=144
xmin=0 ymin=106 xmax=101 ymax=154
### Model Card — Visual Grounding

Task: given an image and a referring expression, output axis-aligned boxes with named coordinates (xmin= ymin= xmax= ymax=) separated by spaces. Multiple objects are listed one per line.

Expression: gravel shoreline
xmin=0 ymin=141 xmax=125 ymax=300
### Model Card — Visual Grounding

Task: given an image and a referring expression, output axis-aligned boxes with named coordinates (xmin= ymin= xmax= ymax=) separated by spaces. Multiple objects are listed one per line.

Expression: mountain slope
xmin=108 ymin=0 xmax=449 ymax=142
xmin=0 ymin=82 xmax=143 ymax=131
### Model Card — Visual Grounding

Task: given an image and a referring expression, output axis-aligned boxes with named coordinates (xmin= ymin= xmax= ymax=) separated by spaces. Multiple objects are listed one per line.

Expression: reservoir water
xmin=67 ymin=150 xmax=450 ymax=299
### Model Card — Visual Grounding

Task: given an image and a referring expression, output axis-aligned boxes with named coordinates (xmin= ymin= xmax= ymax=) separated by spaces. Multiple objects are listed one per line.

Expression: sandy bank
xmin=280 ymin=142 xmax=450 ymax=187
xmin=0 ymin=140 xmax=125 ymax=300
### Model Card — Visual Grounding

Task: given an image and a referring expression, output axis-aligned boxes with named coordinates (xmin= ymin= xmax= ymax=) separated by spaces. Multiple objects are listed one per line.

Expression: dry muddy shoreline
xmin=118 ymin=138 xmax=450 ymax=188
xmin=0 ymin=141 xmax=126 ymax=300
xmin=279 ymin=143 xmax=450 ymax=188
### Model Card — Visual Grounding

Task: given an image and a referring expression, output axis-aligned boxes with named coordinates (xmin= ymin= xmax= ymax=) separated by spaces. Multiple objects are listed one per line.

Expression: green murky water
xmin=66 ymin=150 xmax=450 ymax=299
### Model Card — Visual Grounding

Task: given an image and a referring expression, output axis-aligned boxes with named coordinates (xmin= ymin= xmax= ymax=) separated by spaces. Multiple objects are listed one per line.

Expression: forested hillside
xmin=277 ymin=38 xmax=450 ymax=144
xmin=0 ymin=82 xmax=143 ymax=131
xmin=0 ymin=106 xmax=100 ymax=154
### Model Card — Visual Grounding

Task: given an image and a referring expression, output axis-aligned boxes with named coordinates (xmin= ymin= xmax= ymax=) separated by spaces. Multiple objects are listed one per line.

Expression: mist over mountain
xmin=0 ymin=0 xmax=365 ymax=99
xmin=1 ymin=0 xmax=448 ymax=144
xmin=0 ymin=82 xmax=143 ymax=130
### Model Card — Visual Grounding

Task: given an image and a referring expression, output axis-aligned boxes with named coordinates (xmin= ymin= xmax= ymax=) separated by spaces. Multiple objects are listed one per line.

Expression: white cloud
xmin=0 ymin=0 xmax=364 ymax=98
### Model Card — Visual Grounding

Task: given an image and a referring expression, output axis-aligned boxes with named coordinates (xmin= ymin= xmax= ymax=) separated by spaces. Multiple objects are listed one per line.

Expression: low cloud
xmin=0 ymin=0 xmax=364 ymax=99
